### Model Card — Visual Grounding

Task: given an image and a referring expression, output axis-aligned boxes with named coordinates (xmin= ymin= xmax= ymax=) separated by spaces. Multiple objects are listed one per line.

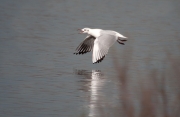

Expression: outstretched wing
xmin=92 ymin=34 xmax=116 ymax=63
xmin=74 ymin=35 xmax=96 ymax=55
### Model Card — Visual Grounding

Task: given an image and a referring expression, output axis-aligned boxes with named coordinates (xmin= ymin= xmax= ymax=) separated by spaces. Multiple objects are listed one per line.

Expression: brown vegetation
xmin=112 ymin=49 xmax=180 ymax=117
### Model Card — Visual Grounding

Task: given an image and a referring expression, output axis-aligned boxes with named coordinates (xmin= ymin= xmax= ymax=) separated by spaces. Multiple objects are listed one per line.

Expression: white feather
xmin=75 ymin=28 xmax=127 ymax=63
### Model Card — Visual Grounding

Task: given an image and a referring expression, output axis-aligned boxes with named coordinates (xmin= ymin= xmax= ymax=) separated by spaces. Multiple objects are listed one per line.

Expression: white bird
xmin=74 ymin=28 xmax=127 ymax=64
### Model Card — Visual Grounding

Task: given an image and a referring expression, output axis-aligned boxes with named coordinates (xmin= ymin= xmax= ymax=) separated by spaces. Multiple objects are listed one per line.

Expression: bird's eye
xmin=84 ymin=29 xmax=88 ymax=32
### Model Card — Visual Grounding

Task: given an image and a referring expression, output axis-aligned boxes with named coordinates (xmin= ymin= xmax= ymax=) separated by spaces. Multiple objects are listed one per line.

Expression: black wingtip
xmin=74 ymin=53 xmax=78 ymax=55
xmin=74 ymin=51 xmax=90 ymax=55
xmin=118 ymin=41 xmax=125 ymax=45
xmin=93 ymin=55 xmax=105 ymax=64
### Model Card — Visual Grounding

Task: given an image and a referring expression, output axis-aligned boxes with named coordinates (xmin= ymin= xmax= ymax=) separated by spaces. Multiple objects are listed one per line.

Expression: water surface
xmin=0 ymin=0 xmax=180 ymax=117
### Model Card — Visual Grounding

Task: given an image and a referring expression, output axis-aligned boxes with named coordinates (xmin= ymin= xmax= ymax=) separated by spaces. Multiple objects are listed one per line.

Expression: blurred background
xmin=0 ymin=0 xmax=180 ymax=117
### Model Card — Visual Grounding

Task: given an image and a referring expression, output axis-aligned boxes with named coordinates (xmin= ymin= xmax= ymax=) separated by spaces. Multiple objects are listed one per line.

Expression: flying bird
xmin=74 ymin=28 xmax=127 ymax=64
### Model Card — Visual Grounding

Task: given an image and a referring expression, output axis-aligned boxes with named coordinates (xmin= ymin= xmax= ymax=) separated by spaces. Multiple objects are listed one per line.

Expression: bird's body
xmin=74 ymin=28 xmax=127 ymax=64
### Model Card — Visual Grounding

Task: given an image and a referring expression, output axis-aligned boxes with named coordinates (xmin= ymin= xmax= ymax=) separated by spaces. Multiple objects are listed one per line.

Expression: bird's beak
xmin=77 ymin=29 xmax=83 ymax=33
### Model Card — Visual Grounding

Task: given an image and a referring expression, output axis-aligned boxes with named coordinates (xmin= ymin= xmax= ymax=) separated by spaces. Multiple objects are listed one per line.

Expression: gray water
xmin=0 ymin=0 xmax=180 ymax=117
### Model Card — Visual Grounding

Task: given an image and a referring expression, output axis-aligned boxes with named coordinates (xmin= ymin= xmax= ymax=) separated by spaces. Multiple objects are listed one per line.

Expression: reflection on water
xmin=75 ymin=70 xmax=106 ymax=117
xmin=89 ymin=70 xmax=105 ymax=117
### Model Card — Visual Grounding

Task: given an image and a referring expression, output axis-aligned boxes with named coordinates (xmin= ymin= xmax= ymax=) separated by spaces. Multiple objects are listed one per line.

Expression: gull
xmin=74 ymin=28 xmax=127 ymax=64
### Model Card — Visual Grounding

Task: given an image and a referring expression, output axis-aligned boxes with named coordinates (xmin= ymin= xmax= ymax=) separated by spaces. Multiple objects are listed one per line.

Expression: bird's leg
xmin=118 ymin=41 xmax=125 ymax=45
xmin=117 ymin=38 xmax=125 ymax=45
xmin=120 ymin=39 xmax=127 ymax=41
xmin=118 ymin=37 xmax=127 ymax=41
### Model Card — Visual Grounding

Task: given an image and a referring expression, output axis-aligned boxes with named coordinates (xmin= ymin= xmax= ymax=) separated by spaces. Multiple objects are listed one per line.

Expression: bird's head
xmin=77 ymin=28 xmax=91 ymax=34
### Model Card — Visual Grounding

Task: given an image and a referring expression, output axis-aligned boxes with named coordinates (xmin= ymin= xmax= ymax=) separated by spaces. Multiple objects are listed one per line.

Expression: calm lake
xmin=0 ymin=0 xmax=180 ymax=117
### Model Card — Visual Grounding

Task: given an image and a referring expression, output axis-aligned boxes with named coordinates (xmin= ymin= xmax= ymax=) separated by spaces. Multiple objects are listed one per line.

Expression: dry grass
xmin=112 ymin=48 xmax=180 ymax=117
